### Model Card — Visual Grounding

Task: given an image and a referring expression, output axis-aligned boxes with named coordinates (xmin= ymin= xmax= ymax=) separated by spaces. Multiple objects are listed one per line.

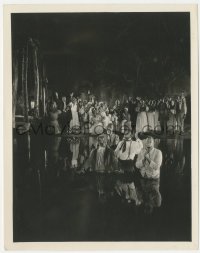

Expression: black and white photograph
xmin=3 ymin=4 xmax=198 ymax=250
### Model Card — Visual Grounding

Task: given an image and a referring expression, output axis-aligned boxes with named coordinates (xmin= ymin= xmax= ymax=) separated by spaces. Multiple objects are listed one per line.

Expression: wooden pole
xmin=22 ymin=46 xmax=29 ymax=122
xmin=21 ymin=48 xmax=25 ymax=117
xmin=24 ymin=44 xmax=29 ymax=123
xmin=42 ymin=63 xmax=47 ymax=116
xmin=43 ymin=86 xmax=46 ymax=116
xmin=22 ymin=44 xmax=31 ymax=162
xmin=32 ymin=41 xmax=40 ymax=118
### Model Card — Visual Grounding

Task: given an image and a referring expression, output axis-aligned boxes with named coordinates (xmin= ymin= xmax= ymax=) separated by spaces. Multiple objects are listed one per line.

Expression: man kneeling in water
xmin=135 ymin=133 xmax=162 ymax=213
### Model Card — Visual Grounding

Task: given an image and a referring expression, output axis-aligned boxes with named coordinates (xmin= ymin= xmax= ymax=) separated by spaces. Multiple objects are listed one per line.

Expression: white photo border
xmin=3 ymin=4 xmax=199 ymax=250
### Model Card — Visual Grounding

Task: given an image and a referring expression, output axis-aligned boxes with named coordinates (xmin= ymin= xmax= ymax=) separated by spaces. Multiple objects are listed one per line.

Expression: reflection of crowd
xmin=46 ymin=90 xmax=187 ymax=135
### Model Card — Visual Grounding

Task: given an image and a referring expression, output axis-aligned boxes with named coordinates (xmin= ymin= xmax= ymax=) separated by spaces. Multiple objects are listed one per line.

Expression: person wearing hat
xmin=69 ymin=97 xmax=80 ymax=132
xmin=114 ymin=122 xmax=143 ymax=204
xmin=136 ymin=132 xmax=162 ymax=179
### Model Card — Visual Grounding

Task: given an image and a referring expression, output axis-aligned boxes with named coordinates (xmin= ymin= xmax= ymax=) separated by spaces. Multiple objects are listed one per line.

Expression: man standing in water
xmin=115 ymin=122 xmax=143 ymax=204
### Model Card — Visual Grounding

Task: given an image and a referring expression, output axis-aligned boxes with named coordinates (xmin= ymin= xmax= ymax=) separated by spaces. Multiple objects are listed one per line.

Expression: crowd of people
xmin=40 ymin=89 xmax=188 ymax=208
xmin=46 ymin=90 xmax=188 ymax=136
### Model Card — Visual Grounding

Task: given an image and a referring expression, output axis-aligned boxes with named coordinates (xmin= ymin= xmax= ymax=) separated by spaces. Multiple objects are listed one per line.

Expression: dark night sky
xmin=11 ymin=12 xmax=190 ymax=97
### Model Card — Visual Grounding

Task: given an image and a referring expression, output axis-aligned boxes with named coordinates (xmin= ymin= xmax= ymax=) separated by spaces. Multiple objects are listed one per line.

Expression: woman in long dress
xmin=136 ymin=100 xmax=148 ymax=133
xmin=146 ymin=100 xmax=155 ymax=131
xmin=69 ymin=97 xmax=80 ymax=132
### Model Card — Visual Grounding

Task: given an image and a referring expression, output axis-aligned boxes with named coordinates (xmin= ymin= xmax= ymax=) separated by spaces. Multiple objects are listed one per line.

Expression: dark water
xmin=13 ymin=131 xmax=191 ymax=242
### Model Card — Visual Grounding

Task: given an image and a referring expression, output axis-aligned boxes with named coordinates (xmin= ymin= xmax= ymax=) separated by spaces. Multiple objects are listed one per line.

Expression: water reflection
xmin=138 ymin=178 xmax=161 ymax=214
xmin=33 ymin=134 xmax=188 ymax=213
xmin=70 ymin=138 xmax=80 ymax=169
xmin=13 ymin=131 xmax=191 ymax=241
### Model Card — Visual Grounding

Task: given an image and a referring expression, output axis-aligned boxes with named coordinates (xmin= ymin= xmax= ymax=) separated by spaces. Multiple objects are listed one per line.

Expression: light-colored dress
xmin=70 ymin=102 xmax=80 ymax=129
xmin=136 ymin=107 xmax=148 ymax=132
xmin=146 ymin=106 xmax=155 ymax=131
xmin=102 ymin=115 xmax=112 ymax=129
xmin=154 ymin=109 xmax=160 ymax=131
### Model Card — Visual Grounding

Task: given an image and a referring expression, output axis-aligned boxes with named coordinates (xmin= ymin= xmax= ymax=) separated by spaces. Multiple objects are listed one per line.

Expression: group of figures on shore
xmin=45 ymin=90 xmax=188 ymax=137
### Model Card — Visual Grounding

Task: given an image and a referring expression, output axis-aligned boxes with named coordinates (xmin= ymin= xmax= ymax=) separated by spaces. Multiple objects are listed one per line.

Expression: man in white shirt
xmin=136 ymin=134 xmax=162 ymax=179
xmin=114 ymin=122 xmax=143 ymax=203
xmin=115 ymin=123 xmax=143 ymax=164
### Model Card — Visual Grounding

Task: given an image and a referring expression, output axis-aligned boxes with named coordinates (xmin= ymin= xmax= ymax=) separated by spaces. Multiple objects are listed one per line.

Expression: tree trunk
xmin=33 ymin=46 xmax=40 ymax=117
